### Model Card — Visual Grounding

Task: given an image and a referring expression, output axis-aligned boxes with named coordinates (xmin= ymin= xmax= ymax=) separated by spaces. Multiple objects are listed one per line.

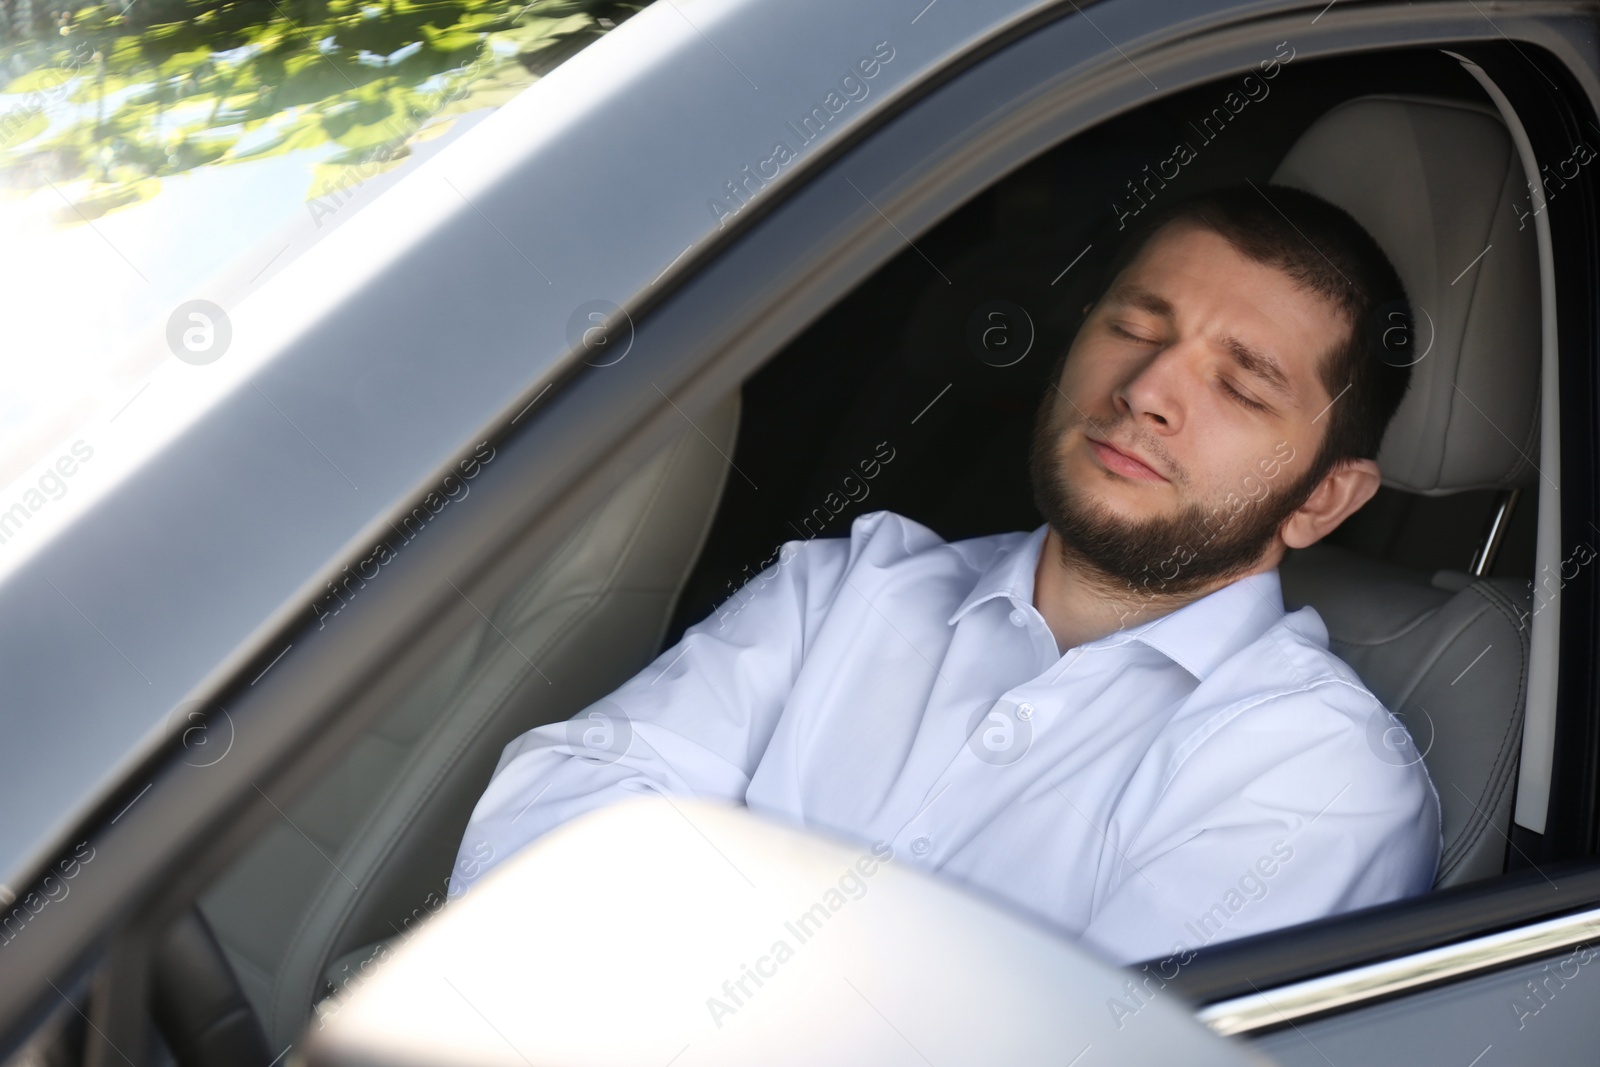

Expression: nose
xmin=1111 ymin=339 xmax=1191 ymax=435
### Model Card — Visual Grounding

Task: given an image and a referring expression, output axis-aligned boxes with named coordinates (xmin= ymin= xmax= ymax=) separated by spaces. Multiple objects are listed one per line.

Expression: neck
xmin=1030 ymin=527 xmax=1273 ymax=654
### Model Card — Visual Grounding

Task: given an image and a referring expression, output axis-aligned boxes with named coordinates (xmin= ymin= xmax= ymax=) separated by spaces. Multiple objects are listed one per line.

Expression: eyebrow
xmin=1105 ymin=283 xmax=1296 ymax=404
xmin=1106 ymin=283 xmax=1173 ymax=319
xmin=1219 ymin=334 xmax=1294 ymax=402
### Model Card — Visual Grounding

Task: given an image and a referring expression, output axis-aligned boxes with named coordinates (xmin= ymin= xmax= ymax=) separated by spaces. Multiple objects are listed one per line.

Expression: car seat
xmin=198 ymin=393 xmax=741 ymax=1047
xmin=1270 ymin=94 xmax=1540 ymax=887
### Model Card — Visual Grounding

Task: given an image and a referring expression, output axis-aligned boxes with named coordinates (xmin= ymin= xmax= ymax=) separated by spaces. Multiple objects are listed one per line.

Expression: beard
xmin=1027 ymin=393 xmax=1326 ymax=605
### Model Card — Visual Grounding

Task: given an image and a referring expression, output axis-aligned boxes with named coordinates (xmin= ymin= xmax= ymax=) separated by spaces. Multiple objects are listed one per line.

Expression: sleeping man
xmin=448 ymin=182 xmax=1440 ymax=966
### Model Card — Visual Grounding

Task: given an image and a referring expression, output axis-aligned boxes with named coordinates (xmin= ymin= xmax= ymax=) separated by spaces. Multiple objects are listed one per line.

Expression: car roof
xmin=0 ymin=0 xmax=1230 ymax=889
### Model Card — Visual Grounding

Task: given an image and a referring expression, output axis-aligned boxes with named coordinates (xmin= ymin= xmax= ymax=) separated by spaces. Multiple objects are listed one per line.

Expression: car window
xmin=0 ymin=0 xmax=650 ymax=499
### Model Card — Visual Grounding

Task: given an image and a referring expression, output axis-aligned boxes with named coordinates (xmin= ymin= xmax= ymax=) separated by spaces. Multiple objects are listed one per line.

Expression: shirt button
xmin=1018 ymin=702 xmax=1034 ymax=720
xmin=911 ymin=836 xmax=932 ymax=856
xmin=1009 ymin=608 xmax=1028 ymax=627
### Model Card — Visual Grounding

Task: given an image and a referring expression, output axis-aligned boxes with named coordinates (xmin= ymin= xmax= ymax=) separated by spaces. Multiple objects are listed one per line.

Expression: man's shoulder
xmin=1171 ymin=609 xmax=1433 ymax=795
xmin=1193 ymin=599 xmax=1373 ymax=707
xmin=798 ymin=509 xmax=1033 ymax=575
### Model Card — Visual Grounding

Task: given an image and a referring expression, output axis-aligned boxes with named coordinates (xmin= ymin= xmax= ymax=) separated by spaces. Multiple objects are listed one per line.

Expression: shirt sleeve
xmin=446 ymin=527 xmax=856 ymax=898
xmin=1073 ymin=678 xmax=1442 ymax=966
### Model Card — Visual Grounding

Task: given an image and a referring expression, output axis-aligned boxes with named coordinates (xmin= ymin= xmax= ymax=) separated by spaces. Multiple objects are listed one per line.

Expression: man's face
xmin=1031 ymin=221 xmax=1347 ymax=598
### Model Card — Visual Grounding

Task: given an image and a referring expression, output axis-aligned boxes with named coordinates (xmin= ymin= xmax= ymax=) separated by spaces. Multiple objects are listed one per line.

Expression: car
xmin=1 ymin=0 xmax=1597 ymax=1063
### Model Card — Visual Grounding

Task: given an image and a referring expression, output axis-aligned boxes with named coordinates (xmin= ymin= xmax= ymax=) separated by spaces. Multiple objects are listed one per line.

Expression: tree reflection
xmin=0 ymin=0 xmax=646 ymax=223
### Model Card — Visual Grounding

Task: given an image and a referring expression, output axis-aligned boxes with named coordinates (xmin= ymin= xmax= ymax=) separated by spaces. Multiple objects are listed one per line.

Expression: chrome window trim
xmin=1197 ymin=906 xmax=1600 ymax=1036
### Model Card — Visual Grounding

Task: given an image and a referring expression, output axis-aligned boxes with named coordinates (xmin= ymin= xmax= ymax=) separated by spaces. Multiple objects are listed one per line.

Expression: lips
xmin=1085 ymin=435 xmax=1168 ymax=483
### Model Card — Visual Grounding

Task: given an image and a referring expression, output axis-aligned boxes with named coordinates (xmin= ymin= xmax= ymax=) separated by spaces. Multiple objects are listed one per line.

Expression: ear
xmin=1280 ymin=457 xmax=1382 ymax=550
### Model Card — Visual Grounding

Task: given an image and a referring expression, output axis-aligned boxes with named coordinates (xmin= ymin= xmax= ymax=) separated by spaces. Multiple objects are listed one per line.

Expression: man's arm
xmin=447 ymin=527 xmax=857 ymax=897
xmin=1073 ymin=681 xmax=1441 ymax=967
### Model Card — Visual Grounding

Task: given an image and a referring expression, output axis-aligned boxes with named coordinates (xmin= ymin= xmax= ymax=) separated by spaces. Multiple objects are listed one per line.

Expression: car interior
xmin=177 ymin=46 xmax=1547 ymax=1056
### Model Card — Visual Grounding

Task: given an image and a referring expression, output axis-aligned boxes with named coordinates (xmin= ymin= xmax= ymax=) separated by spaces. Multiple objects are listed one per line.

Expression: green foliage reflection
xmin=0 ymin=0 xmax=647 ymax=224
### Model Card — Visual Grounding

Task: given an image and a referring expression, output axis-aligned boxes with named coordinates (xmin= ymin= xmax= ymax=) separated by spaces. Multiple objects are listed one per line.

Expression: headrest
xmin=1271 ymin=95 xmax=1540 ymax=495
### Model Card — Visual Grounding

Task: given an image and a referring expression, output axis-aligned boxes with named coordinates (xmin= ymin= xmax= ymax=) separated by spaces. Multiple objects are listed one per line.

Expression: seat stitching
xmin=1363 ymin=599 xmax=1491 ymax=717
xmin=1325 ymin=601 xmax=1449 ymax=648
xmin=1436 ymin=580 xmax=1530 ymax=882
xmin=1451 ymin=582 xmax=1528 ymax=841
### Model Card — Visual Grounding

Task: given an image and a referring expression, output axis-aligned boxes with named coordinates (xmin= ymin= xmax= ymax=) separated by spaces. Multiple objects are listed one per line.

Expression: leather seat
xmin=199 ymin=392 xmax=741 ymax=1048
xmin=1270 ymin=94 xmax=1540 ymax=886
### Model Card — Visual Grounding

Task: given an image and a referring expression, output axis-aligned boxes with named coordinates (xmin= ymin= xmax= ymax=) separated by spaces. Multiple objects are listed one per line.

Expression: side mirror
xmin=305 ymin=798 xmax=1265 ymax=1066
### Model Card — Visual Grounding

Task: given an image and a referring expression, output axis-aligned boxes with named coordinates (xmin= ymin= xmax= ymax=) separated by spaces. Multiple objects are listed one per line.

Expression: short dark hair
xmin=1085 ymin=183 xmax=1412 ymax=475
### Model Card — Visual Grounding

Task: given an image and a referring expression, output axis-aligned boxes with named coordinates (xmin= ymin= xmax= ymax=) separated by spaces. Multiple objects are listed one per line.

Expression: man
xmin=449 ymin=183 xmax=1440 ymax=966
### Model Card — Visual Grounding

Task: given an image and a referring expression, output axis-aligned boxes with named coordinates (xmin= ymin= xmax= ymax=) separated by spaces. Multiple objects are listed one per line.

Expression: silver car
xmin=0 ymin=0 xmax=1595 ymax=1063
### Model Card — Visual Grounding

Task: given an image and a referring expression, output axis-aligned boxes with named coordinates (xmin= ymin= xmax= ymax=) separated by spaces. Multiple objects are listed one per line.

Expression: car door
xmin=3 ymin=1 xmax=1599 ymax=1064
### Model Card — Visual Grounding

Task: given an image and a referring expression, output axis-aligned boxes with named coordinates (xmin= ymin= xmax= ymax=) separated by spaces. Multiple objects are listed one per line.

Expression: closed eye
xmin=1220 ymin=377 xmax=1270 ymax=414
xmin=1109 ymin=320 xmax=1272 ymax=413
xmin=1111 ymin=323 xmax=1158 ymax=344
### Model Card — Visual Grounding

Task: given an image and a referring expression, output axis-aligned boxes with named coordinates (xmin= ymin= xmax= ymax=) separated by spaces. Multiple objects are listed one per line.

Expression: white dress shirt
xmin=450 ymin=509 xmax=1441 ymax=965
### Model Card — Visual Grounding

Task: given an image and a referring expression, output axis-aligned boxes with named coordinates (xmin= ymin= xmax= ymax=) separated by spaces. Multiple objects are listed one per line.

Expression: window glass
xmin=0 ymin=0 xmax=649 ymax=494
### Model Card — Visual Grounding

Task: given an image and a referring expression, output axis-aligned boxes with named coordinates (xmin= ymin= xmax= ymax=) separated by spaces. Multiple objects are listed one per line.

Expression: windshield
xmin=0 ymin=0 xmax=647 ymax=496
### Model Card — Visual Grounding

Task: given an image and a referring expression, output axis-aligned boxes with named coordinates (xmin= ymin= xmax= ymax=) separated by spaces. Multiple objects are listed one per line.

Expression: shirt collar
xmin=947 ymin=523 xmax=1050 ymax=626
xmin=948 ymin=523 xmax=1287 ymax=681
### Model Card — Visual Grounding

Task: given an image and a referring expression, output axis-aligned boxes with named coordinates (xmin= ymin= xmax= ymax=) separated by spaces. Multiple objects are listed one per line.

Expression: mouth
xmin=1084 ymin=435 xmax=1169 ymax=483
